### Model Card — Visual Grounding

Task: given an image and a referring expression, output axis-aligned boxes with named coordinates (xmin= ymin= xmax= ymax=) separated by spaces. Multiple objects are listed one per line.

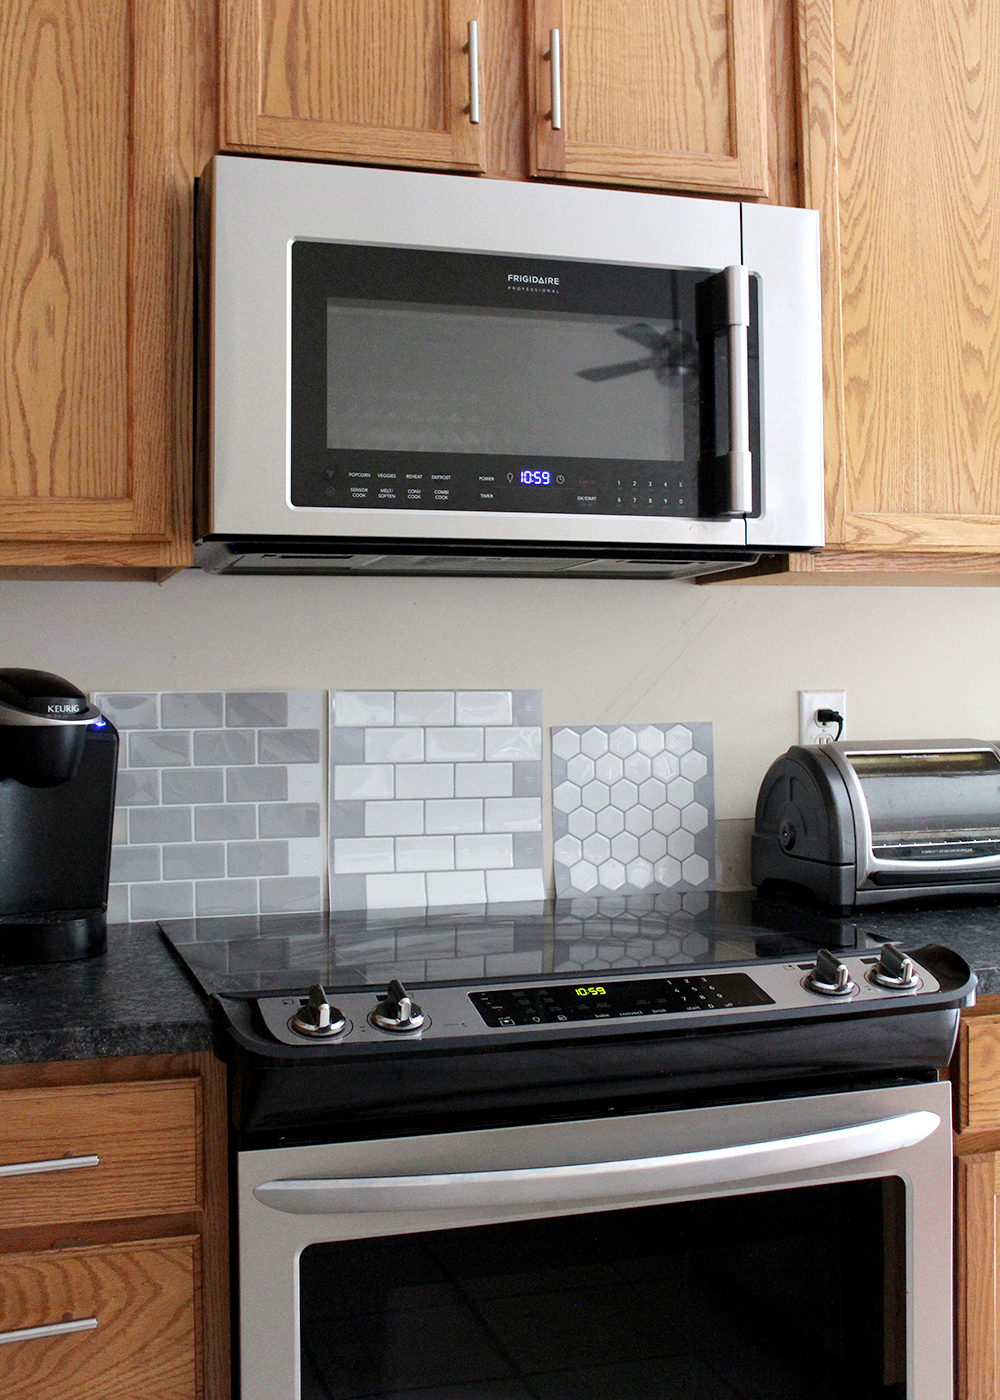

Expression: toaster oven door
xmin=835 ymin=745 xmax=1000 ymax=889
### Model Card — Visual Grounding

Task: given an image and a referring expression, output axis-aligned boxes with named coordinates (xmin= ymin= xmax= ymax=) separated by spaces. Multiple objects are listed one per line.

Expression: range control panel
xmin=470 ymin=973 xmax=773 ymax=1027
xmin=252 ymin=947 xmax=949 ymax=1050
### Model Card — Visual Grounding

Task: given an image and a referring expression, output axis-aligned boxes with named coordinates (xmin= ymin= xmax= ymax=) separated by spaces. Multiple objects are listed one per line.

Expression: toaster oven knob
xmin=289 ymin=984 xmax=346 ymax=1038
xmin=370 ymin=979 xmax=426 ymax=1033
xmin=870 ymin=943 xmax=921 ymax=991
xmin=803 ymin=948 xmax=857 ymax=997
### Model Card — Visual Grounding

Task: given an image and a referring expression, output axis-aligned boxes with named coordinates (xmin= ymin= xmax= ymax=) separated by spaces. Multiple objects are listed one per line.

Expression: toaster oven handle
xmin=253 ymin=1110 xmax=938 ymax=1215
xmin=723 ymin=264 xmax=752 ymax=516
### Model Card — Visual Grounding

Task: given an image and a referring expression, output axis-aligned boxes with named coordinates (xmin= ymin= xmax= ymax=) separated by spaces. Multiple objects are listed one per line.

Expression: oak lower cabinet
xmin=220 ymin=0 xmax=769 ymax=196
xmin=0 ymin=0 xmax=214 ymax=577
xmin=0 ymin=1053 xmax=228 ymax=1400
xmin=952 ymin=1000 xmax=1000 ymax=1399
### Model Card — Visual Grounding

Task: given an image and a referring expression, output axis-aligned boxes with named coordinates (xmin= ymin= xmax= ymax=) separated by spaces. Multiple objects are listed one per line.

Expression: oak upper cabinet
xmin=788 ymin=0 xmax=1000 ymax=578
xmin=0 ymin=0 xmax=208 ymax=575
xmin=220 ymin=0 xmax=486 ymax=172
xmin=527 ymin=0 xmax=768 ymax=196
xmin=219 ymin=0 xmax=769 ymax=197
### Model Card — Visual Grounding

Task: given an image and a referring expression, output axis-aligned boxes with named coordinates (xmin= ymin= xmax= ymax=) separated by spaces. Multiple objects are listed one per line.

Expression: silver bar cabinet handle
xmin=0 ymin=1318 xmax=98 ymax=1346
xmin=725 ymin=264 xmax=752 ymax=516
xmin=255 ymin=1111 xmax=939 ymax=1215
xmin=0 ymin=1153 xmax=98 ymax=1179
xmin=465 ymin=20 xmax=480 ymax=124
xmin=547 ymin=28 xmax=562 ymax=130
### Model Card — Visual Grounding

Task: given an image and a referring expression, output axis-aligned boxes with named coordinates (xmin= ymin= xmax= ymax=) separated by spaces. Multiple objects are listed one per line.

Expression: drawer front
xmin=0 ymin=1237 xmax=198 ymax=1400
xmin=0 ymin=1080 xmax=199 ymax=1227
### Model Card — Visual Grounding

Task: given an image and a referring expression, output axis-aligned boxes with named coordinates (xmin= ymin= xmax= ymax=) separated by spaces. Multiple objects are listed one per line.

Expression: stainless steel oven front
xmin=237 ymin=1079 xmax=952 ymax=1400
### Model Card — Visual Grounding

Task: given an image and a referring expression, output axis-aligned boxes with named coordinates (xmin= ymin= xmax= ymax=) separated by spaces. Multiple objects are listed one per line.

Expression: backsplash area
xmin=96 ymin=691 xmax=325 ymax=922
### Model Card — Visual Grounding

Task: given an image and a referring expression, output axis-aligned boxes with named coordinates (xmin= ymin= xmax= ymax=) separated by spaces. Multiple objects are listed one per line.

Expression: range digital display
xmin=470 ymin=973 xmax=773 ymax=1028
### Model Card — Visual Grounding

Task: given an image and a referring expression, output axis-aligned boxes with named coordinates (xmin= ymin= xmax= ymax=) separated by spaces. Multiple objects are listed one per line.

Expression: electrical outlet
xmin=798 ymin=691 xmax=846 ymax=746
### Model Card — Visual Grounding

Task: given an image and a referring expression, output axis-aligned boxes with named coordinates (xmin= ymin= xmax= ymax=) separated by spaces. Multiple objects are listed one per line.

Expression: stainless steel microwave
xmin=195 ymin=156 xmax=823 ymax=578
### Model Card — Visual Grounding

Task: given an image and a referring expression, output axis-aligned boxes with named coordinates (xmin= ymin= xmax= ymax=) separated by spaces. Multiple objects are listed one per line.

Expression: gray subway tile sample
xmin=162 ymin=842 xmax=226 ymax=880
xmin=129 ymin=881 xmax=195 ymax=920
xmin=258 ymin=728 xmax=322 ymax=765
xmin=115 ymin=770 xmax=160 ymax=806
xmin=259 ymin=876 xmax=323 ymax=914
xmin=227 ymin=841 xmax=289 ymax=877
xmin=195 ymin=879 xmax=260 ymax=917
xmin=258 ymin=802 xmax=321 ymax=838
xmin=226 ymin=766 xmax=288 ymax=803
xmin=193 ymin=728 xmax=256 ymax=766
xmin=129 ymin=805 xmax=193 ymax=844
xmin=226 ymin=692 xmax=289 ymax=728
xmin=109 ymin=845 xmax=162 ymax=883
xmin=160 ymin=692 xmax=225 ymax=729
xmin=127 ymin=730 xmax=192 ymax=768
xmin=163 ymin=768 xmax=225 ymax=805
xmin=95 ymin=692 xmax=159 ymax=730
xmin=194 ymin=804 xmax=257 ymax=842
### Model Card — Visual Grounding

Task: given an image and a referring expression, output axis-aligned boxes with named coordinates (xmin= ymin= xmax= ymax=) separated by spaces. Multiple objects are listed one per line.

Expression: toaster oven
xmin=753 ymin=740 xmax=1000 ymax=907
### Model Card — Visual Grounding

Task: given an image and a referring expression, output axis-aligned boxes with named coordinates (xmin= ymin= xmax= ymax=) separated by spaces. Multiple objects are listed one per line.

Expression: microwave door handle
xmin=724 ymin=264 xmax=752 ymax=516
xmin=253 ymin=1110 xmax=938 ymax=1215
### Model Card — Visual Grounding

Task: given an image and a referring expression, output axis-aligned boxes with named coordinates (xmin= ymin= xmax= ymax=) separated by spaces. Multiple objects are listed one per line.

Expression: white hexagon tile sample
xmin=551 ymin=723 xmax=714 ymax=897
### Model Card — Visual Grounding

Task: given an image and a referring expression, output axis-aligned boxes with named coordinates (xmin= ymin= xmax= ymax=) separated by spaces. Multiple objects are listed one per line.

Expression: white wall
xmin=3 ymin=572 xmax=996 ymax=889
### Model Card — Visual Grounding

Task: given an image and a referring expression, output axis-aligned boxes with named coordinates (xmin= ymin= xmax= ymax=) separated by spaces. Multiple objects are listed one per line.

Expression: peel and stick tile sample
xmin=329 ymin=690 xmax=544 ymax=910
xmin=95 ymin=690 xmax=324 ymax=921
xmin=551 ymin=723 xmax=715 ymax=897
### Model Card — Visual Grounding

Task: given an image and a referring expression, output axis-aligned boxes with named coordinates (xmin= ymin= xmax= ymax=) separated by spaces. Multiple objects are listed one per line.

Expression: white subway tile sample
xmin=329 ymin=690 xmax=542 ymax=910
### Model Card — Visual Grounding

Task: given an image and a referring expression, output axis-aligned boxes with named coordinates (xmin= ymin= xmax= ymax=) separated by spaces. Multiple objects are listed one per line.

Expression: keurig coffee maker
xmin=0 ymin=669 xmax=118 ymax=962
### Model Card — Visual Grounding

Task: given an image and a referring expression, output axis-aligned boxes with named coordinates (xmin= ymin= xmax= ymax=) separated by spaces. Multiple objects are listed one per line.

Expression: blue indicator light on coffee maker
xmin=89 ymin=717 xmax=108 ymax=728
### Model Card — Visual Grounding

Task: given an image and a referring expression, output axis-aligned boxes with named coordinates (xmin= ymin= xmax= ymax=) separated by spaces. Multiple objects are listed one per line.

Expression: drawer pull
xmin=0 ymin=1317 xmax=98 ymax=1345
xmin=0 ymin=1154 xmax=99 ymax=1179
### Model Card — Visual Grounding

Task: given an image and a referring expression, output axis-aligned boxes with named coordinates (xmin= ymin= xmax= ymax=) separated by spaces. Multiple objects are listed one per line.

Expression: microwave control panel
xmin=308 ymin=462 xmax=701 ymax=517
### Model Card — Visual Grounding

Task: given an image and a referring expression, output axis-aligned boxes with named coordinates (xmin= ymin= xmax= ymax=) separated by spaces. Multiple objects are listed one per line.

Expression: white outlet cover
xmin=798 ymin=690 xmax=846 ymax=746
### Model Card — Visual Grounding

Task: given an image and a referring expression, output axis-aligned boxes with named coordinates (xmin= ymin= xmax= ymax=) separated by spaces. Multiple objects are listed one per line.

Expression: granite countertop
xmin=1 ymin=897 xmax=1000 ymax=1067
xmin=0 ymin=922 xmax=212 ymax=1065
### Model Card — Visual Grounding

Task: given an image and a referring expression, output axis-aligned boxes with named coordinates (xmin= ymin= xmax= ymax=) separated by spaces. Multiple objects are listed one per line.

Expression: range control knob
xmin=870 ymin=942 xmax=921 ymax=991
xmin=289 ymin=984 xmax=346 ymax=1038
xmin=370 ymin=979 xmax=426 ymax=1033
xmin=803 ymin=948 xmax=857 ymax=997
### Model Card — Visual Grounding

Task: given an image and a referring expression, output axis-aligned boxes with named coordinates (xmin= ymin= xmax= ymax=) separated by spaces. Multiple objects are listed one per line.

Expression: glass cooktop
xmin=158 ymin=892 xmax=878 ymax=1001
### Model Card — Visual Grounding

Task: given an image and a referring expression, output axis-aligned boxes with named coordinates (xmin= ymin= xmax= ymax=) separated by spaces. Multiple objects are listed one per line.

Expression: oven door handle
xmin=253 ymin=1110 xmax=938 ymax=1215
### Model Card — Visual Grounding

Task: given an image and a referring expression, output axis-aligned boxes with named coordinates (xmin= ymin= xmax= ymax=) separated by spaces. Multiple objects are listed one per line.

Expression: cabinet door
xmin=0 ymin=0 xmax=195 ymax=570
xmin=527 ymin=0 xmax=767 ymax=195
xmin=221 ymin=0 xmax=484 ymax=171
xmin=0 ymin=1238 xmax=198 ymax=1400
xmin=800 ymin=0 xmax=1000 ymax=556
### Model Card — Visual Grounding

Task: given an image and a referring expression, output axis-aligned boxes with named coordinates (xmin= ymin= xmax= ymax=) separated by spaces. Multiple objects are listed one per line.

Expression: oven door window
xmin=289 ymin=241 xmax=760 ymax=521
xmin=298 ymin=1177 xmax=905 ymax=1399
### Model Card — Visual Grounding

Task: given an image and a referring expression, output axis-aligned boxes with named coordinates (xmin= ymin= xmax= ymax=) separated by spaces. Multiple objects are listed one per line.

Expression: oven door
xmin=237 ymin=1080 xmax=952 ymax=1400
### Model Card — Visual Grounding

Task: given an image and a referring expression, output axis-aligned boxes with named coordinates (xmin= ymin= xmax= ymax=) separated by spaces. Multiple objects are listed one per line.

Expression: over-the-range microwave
xmin=195 ymin=156 xmax=823 ymax=579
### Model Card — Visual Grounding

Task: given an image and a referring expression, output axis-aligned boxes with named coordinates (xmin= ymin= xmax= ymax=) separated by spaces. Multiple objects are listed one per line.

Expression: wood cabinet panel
xmin=0 ymin=1080 xmax=199 ymax=1229
xmin=0 ymin=1237 xmax=198 ymax=1400
xmin=791 ymin=0 xmax=1000 ymax=570
xmin=955 ymin=1153 xmax=998 ymax=1400
xmin=221 ymin=0 xmax=484 ymax=170
xmin=0 ymin=0 xmax=208 ymax=571
xmin=528 ymin=0 xmax=768 ymax=195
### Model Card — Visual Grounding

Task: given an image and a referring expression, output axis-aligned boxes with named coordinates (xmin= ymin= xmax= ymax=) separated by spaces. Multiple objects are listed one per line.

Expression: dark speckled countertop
xmin=0 ymin=922 xmax=212 ymax=1065
xmin=2 ymin=895 xmax=1000 ymax=1067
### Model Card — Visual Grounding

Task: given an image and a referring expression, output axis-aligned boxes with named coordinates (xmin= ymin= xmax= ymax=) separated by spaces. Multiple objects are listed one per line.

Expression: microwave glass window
xmin=325 ymin=303 xmax=687 ymax=462
xmin=290 ymin=241 xmax=760 ymax=519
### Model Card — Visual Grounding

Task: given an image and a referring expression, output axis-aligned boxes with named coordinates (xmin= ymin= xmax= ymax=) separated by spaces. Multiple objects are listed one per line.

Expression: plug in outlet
xmin=798 ymin=691 xmax=846 ymax=746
